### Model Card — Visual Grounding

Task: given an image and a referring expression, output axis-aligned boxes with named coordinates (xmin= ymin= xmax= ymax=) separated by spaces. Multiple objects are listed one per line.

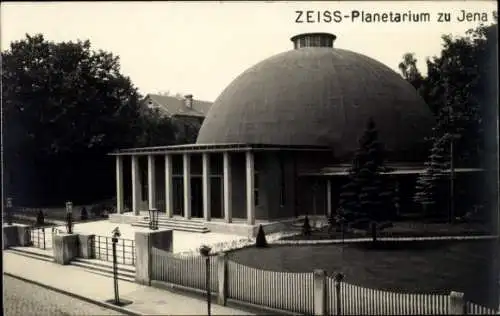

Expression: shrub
xmin=255 ymin=225 xmax=268 ymax=248
xmin=302 ymin=216 xmax=312 ymax=236
xmin=80 ymin=207 xmax=88 ymax=220
xmin=36 ymin=209 xmax=45 ymax=226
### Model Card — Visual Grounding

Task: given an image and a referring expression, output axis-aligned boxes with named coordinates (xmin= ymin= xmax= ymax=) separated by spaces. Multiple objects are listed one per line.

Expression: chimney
xmin=290 ymin=32 xmax=336 ymax=49
xmin=184 ymin=94 xmax=193 ymax=108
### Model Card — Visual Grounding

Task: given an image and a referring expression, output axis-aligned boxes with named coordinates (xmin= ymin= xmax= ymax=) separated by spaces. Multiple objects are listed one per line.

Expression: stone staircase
xmin=131 ymin=216 xmax=210 ymax=233
xmin=7 ymin=247 xmax=136 ymax=283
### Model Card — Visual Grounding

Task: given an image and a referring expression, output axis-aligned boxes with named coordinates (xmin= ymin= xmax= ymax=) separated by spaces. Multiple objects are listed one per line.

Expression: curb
xmin=271 ymin=235 xmax=499 ymax=245
xmin=4 ymin=272 xmax=146 ymax=316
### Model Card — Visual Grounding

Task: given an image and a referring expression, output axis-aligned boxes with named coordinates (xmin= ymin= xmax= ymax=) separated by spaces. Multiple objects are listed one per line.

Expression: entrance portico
xmin=110 ymin=143 xmax=332 ymax=235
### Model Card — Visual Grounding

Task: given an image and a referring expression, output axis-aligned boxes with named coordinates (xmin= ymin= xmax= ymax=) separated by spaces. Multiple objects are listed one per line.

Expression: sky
xmin=1 ymin=1 xmax=497 ymax=102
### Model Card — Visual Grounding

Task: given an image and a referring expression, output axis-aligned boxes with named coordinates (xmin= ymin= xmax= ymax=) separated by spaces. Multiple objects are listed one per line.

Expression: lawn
xmin=228 ymin=239 xmax=499 ymax=309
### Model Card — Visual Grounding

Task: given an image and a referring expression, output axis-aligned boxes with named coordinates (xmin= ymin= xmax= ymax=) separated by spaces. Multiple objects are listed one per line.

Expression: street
xmin=3 ymin=275 xmax=123 ymax=316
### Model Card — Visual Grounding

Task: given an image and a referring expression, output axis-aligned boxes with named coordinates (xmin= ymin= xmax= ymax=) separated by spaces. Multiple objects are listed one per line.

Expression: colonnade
xmin=115 ymin=151 xmax=256 ymax=225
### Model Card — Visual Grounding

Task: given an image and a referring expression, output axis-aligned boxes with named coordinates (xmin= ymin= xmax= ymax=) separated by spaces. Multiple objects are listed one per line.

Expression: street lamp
xmin=65 ymin=201 xmax=73 ymax=234
xmin=199 ymin=245 xmax=213 ymax=316
xmin=149 ymin=208 xmax=159 ymax=230
xmin=5 ymin=197 xmax=13 ymax=225
xmin=111 ymin=227 xmax=121 ymax=305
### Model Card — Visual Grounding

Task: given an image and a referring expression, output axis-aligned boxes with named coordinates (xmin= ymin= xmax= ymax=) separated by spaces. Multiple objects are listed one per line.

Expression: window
xmin=254 ymin=172 xmax=260 ymax=206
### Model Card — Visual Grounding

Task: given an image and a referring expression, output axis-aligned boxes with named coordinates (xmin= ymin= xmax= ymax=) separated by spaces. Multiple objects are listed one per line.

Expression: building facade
xmin=110 ymin=33 xmax=483 ymax=236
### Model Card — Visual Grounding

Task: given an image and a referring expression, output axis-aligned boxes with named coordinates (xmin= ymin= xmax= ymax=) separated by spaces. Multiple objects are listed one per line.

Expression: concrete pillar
xmin=77 ymin=234 xmax=95 ymax=259
xmin=202 ymin=153 xmax=211 ymax=221
xmin=223 ymin=152 xmax=232 ymax=223
xmin=448 ymin=291 xmax=465 ymax=315
xmin=217 ymin=252 xmax=228 ymax=306
xmin=165 ymin=155 xmax=173 ymax=218
xmin=53 ymin=234 xmax=79 ymax=265
xmin=135 ymin=229 xmax=173 ymax=286
xmin=115 ymin=156 xmax=124 ymax=214
xmin=245 ymin=151 xmax=255 ymax=225
xmin=313 ymin=269 xmax=327 ymax=316
xmin=131 ymin=155 xmax=142 ymax=215
xmin=183 ymin=153 xmax=191 ymax=219
xmin=148 ymin=155 xmax=156 ymax=210
xmin=326 ymin=179 xmax=332 ymax=217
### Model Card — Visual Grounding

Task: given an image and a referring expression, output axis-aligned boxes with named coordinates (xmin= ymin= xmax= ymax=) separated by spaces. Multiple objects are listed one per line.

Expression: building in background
xmin=110 ymin=33 xmax=483 ymax=237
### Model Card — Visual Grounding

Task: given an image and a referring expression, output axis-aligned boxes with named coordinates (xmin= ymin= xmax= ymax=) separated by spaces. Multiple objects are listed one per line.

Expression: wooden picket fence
xmin=327 ymin=280 xmax=450 ymax=315
xmin=466 ymin=301 xmax=499 ymax=315
xmin=227 ymin=260 xmax=314 ymax=314
xmin=151 ymin=247 xmax=218 ymax=293
xmin=150 ymin=251 xmax=498 ymax=315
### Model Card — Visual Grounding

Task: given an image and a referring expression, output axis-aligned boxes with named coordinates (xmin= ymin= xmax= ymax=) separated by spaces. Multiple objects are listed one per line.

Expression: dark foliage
xmin=255 ymin=225 xmax=268 ymax=248
xmin=80 ymin=207 xmax=89 ymax=220
xmin=339 ymin=118 xmax=395 ymax=222
xmin=302 ymin=216 xmax=312 ymax=236
xmin=36 ymin=209 xmax=45 ymax=226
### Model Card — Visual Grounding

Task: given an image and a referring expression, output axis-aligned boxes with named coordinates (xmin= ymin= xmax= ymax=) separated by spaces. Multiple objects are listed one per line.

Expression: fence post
xmin=217 ymin=252 xmax=228 ymax=306
xmin=313 ymin=269 xmax=327 ymax=316
xmin=449 ymin=291 xmax=465 ymax=315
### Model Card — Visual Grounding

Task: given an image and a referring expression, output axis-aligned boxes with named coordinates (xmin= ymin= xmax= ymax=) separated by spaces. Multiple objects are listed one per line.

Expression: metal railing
xmin=94 ymin=235 xmax=136 ymax=266
xmin=29 ymin=227 xmax=48 ymax=249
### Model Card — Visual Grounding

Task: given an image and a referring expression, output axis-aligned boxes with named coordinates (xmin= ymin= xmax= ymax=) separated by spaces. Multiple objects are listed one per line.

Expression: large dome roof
xmin=197 ymin=33 xmax=434 ymax=161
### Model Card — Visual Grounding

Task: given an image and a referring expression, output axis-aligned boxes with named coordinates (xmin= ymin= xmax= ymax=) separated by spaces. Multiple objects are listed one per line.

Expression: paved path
xmin=3 ymin=251 xmax=254 ymax=315
xmin=3 ymin=275 xmax=121 ymax=315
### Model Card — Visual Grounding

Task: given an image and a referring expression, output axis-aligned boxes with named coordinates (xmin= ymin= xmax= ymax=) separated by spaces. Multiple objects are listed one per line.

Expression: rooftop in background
xmin=144 ymin=93 xmax=213 ymax=118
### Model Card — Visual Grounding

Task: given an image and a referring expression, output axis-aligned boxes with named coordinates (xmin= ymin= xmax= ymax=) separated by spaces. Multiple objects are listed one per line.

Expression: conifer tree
xmin=339 ymin=118 xmax=394 ymax=221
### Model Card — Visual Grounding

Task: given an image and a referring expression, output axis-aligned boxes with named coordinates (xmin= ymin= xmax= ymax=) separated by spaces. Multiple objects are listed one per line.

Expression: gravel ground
xmin=3 ymin=275 xmax=123 ymax=316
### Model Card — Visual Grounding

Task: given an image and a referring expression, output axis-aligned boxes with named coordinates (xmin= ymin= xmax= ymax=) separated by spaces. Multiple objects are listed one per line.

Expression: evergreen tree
xmin=339 ymin=118 xmax=394 ymax=221
xmin=414 ymin=135 xmax=449 ymax=217
xmin=255 ymin=225 xmax=268 ymax=248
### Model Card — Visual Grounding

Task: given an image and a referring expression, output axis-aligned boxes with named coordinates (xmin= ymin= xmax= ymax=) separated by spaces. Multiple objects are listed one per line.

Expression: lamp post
xmin=199 ymin=245 xmax=212 ymax=316
xmin=5 ymin=197 xmax=13 ymax=225
xmin=335 ymin=272 xmax=344 ymax=316
xmin=65 ymin=201 xmax=73 ymax=234
xmin=111 ymin=227 xmax=121 ymax=305
xmin=149 ymin=208 xmax=159 ymax=230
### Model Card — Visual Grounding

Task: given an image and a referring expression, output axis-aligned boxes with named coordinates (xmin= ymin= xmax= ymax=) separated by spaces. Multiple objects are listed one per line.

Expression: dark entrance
xmin=191 ymin=177 xmax=203 ymax=218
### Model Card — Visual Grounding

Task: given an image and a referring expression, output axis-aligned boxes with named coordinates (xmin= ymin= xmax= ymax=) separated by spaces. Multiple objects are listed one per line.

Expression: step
xmin=70 ymin=260 xmax=136 ymax=279
xmin=131 ymin=222 xmax=210 ymax=233
xmin=7 ymin=248 xmax=54 ymax=263
xmin=145 ymin=217 xmax=207 ymax=224
xmin=72 ymin=265 xmax=136 ymax=283
xmin=72 ymin=258 xmax=136 ymax=274
xmin=136 ymin=219 xmax=208 ymax=229
xmin=132 ymin=222 xmax=209 ymax=233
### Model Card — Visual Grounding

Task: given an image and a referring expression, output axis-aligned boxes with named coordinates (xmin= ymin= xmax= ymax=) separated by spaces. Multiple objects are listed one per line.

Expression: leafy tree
xmin=339 ymin=118 xmax=394 ymax=222
xmin=399 ymin=22 xmax=497 ymax=167
xmin=398 ymin=53 xmax=424 ymax=91
xmin=2 ymin=34 xmax=145 ymax=205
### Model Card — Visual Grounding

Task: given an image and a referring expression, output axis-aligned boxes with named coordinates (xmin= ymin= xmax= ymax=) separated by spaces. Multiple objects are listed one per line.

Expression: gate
xmin=28 ymin=226 xmax=49 ymax=249
xmin=94 ymin=235 xmax=136 ymax=266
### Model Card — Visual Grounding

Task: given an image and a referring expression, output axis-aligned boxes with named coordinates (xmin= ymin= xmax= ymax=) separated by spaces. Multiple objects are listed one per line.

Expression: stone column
xmin=115 ymin=156 xmax=124 ymax=214
xmin=202 ymin=153 xmax=211 ymax=221
xmin=183 ymin=153 xmax=191 ymax=219
xmin=165 ymin=154 xmax=173 ymax=218
xmin=326 ymin=179 xmax=332 ymax=217
xmin=223 ymin=152 xmax=232 ymax=223
xmin=147 ymin=155 xmax=156 ymax=210
xmin=135 ymin=229 xmax=173 ymax=286
xmin=448 ymin=291 xmax=465 ymax=315
xmin=313 ymin=269 xmax=327 ymax=316
xmin=131 ymin=155 xmax=142 ymax=215
xmin=245 ymin=151 xmax=255 ymax=225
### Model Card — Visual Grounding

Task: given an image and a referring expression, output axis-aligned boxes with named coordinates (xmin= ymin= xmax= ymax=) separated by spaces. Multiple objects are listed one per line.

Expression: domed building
xmin=109 ymin=33 xmax=476 ymax=236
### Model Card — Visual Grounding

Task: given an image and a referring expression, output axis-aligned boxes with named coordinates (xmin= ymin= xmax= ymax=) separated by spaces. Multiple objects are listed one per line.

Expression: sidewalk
xmin=3 ymin=251 xmax=254 ymax=315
